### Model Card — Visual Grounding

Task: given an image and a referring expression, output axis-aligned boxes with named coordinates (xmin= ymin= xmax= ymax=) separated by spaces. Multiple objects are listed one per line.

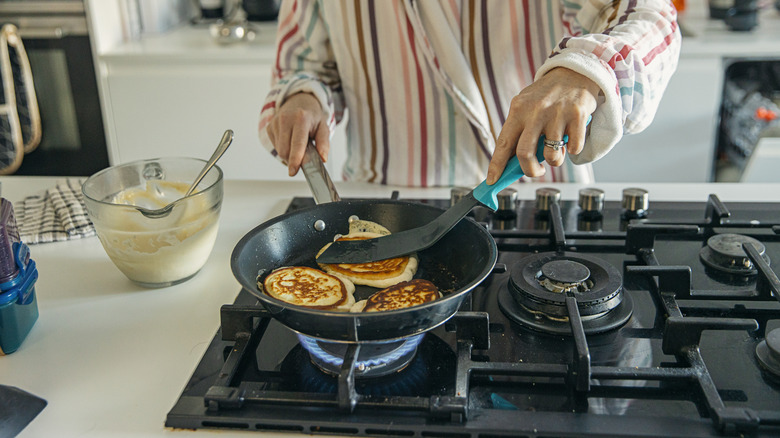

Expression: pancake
xmin=317 ymin=231 xmax=418 ymax=288
xmin=351 ymin=279 xmax=441 ymax=312
xmin=348 ymin=218 xmax=391 ymax=236
xmin=261 ymin=266 xmax=355 ymax=311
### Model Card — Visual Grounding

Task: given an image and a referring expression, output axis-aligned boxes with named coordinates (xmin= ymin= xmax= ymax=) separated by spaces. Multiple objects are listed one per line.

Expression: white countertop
xmin=0 ymin=177 xmax=779 ymax=438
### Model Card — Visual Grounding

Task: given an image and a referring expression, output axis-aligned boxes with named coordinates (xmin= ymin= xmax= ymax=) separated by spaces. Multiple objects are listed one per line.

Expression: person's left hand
xmin=487 ymin=67 xmax=600 ymax=184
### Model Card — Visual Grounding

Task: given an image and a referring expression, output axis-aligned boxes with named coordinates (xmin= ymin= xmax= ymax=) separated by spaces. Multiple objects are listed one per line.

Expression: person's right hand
xmin=266 ymin=92 xmax=330 ymax=176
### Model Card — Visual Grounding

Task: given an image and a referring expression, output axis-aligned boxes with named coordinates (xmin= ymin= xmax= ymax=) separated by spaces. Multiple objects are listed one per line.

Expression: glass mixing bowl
xmin=82 ymin=157 xmax=223 ymax=288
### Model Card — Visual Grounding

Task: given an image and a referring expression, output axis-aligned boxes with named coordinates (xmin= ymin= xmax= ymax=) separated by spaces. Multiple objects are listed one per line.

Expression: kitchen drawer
xmin=101 ymin=58 xmax=347 ymax=181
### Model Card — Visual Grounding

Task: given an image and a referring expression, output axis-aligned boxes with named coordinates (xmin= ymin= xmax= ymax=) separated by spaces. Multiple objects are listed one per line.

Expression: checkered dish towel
xmin=15 ymin=178 xmax=95 ymax=244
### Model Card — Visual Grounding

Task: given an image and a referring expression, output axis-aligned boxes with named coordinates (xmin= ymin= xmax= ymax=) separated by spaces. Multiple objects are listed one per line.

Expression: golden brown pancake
xmin=317 ymin=232 xmax=418 ymax=288
xmin=351 ymin=279 xmax=441 ymax=312
xmin=261 ymin=266 xmax=355 ymax=311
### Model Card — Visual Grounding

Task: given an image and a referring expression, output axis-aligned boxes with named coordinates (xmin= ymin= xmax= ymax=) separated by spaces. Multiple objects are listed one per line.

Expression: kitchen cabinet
xmin=591 ymin=56 xmax=721 ymax=182
xmin=594 ymin=3 xmax=780 ymax=182
xmin=102 ymin=55 xmax=283 ymax=180
xmin=96 ymin=23 xmax=349 ymax=181
xmin=97 ymin=23 xmax=290 ymax=181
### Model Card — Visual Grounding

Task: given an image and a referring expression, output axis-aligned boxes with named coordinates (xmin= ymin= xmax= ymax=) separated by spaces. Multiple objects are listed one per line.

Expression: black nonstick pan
xmin=230 ymin=144 xmax=497 ymax=343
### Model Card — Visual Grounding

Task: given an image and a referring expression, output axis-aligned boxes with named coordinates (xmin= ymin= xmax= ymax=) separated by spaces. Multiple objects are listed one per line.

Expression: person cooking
xmin=258 ymin=0 xmax=681 ymax=187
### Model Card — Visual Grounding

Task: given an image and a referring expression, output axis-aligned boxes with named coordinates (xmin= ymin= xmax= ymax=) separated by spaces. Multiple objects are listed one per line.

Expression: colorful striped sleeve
xmin=257 ymin=0 xmax=344 ymax=159
xmin=538 ymin=0 xmax=681 ymax=165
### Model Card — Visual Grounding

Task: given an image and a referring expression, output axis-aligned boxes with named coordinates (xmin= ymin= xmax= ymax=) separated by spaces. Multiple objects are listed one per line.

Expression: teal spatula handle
xmin=472 ymin=115 xmax=592 ymax=211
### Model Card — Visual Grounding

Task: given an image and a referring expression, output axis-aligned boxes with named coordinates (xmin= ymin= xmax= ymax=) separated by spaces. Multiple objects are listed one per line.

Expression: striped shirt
xmin=258 ymin=0 xmax=681 ymax=187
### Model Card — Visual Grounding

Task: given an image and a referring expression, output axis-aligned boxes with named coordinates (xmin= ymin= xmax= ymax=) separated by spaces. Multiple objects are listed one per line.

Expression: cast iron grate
xmin=166 ymin=194 xmax=780 ymax=437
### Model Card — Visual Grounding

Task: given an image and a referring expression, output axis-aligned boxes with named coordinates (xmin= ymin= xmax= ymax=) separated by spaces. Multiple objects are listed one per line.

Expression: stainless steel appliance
xmin=166 ymin=187 xmax=780 ymax=437
xmin=0 ymin=0 xmax=109 ymax=176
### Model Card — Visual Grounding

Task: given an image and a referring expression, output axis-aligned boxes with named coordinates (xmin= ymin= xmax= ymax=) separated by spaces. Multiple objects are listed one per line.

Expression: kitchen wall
xmin=85 ymin=0 xmax=780 ymax=183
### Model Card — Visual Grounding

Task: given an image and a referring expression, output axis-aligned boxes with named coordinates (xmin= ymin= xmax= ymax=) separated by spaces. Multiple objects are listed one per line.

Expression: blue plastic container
xmin=0 ymin=242 xmax=39 ymax=355
xmin=0 ymin=197 xmax=38 ymax=355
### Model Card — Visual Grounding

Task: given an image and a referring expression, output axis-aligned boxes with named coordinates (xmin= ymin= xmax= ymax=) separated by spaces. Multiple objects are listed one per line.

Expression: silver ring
xmin=543 ymin=138 xmax=566 ymax=151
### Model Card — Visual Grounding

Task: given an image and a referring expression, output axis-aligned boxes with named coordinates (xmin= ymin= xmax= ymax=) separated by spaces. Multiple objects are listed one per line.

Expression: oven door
xmin=1 ymin=0 xmax=109 ymax=176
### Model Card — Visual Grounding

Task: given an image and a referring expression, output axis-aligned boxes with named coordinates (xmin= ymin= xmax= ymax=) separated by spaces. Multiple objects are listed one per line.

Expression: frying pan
xmin=230 ymin=144 xmax=497 ymax=343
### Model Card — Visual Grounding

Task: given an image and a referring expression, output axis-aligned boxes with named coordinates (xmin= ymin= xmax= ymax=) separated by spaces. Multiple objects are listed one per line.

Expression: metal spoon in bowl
xmin=138 ymin=129 xmax=233 ymax=219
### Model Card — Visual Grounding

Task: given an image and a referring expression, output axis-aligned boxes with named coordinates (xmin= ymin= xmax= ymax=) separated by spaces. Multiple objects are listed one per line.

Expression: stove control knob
xmin=578 ymin=188 xmax=605 ymax=215
xmin=622 ymin=187 xmax=649 ymax=217
xmin=535 ymin=187 xmax=561 ymax=212
xmin=496 ymin=188 xmax=518 ymax=215
xmin=450 ymin=186 xmax=470 ymax=206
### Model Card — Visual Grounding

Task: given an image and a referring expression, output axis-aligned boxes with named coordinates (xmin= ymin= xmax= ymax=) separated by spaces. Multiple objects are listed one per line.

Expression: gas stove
xmin=166 ymin=187 xmax=780 ymax=437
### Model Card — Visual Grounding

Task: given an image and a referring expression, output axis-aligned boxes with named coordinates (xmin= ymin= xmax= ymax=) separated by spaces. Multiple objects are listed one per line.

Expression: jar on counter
xmin=709 ymin=0 xmax=734 ymax=19
xmin=0 ymin=242 xmax=39 ymax=355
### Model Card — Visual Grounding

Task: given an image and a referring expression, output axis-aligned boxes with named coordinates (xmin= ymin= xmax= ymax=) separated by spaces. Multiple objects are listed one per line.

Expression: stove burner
xmin=699 ymin=233 xmax=771 ymax=276
xmin=282 ymin=334 xmax=456 ymax=397
xmin=539 ymin=260 xmax=593 ymax=293
xmin=511 ymin=252 xmax=624 ymax=317
xmin=499 ymin=252 xmax=632 ymax=335
xmin=297 ymin=334 xmax=424 ymax=378
xmin=498 ymin=288 xmax=634 ymax=336
xmin=756 ymin=328 xmax=780 ymax=386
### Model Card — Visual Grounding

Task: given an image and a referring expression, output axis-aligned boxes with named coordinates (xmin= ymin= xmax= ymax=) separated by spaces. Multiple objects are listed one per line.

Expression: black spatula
xmin=317 ymin=131 xmax=563 ymax=264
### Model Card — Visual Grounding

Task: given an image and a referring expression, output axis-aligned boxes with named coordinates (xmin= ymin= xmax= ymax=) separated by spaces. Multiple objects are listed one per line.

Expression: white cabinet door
xmin=104 ymin=60 xmax=296 ymax=181
xmin=591 ymin=56 xmax=722 ymax=182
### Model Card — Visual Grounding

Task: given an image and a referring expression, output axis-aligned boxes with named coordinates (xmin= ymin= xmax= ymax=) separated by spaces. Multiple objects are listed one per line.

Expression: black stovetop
xmin=166 ymin=192 xmax=780 ymax=437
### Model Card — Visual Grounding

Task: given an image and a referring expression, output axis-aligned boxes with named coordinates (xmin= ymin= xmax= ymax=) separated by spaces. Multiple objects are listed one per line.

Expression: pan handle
xmin=301 ymin=140 xmax=341 ymax=204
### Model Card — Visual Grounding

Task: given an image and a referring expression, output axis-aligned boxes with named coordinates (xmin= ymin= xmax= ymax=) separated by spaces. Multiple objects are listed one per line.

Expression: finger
xmin=487 ymin=139 xmax=517 ymax=185
xmin=565 ymin=114 xmax=590 ymax=156
xmin=490 ymin=104 xmax=525 ymax=184
xmin=542 ymin=121 xmax=567 ymax=168
xmin=267 ymin=123 xmax=277 ymax=150
xmin=287 ymin=125 xmax=310 ymax=177
xmin=274 ymin=118 xmax=293 ymax=164
xmin=543 ymin=138 xmax=566 ymax=167
xmin=517 ymin=128 xmax=546 ymax=177
xmin=314 ymin=122 xmax=330 ymax=163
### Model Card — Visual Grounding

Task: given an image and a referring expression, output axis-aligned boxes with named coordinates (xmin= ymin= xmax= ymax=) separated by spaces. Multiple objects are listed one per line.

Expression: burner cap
xmin=539 ymin=260 xmax=592 ymax=293
xmin=699 ymin=234 xmax=770 ymax=276
xmin=541 ymin=260 xmax=591 ymax=284
xmin=756 ymin=328 xmax=780 ymax=385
